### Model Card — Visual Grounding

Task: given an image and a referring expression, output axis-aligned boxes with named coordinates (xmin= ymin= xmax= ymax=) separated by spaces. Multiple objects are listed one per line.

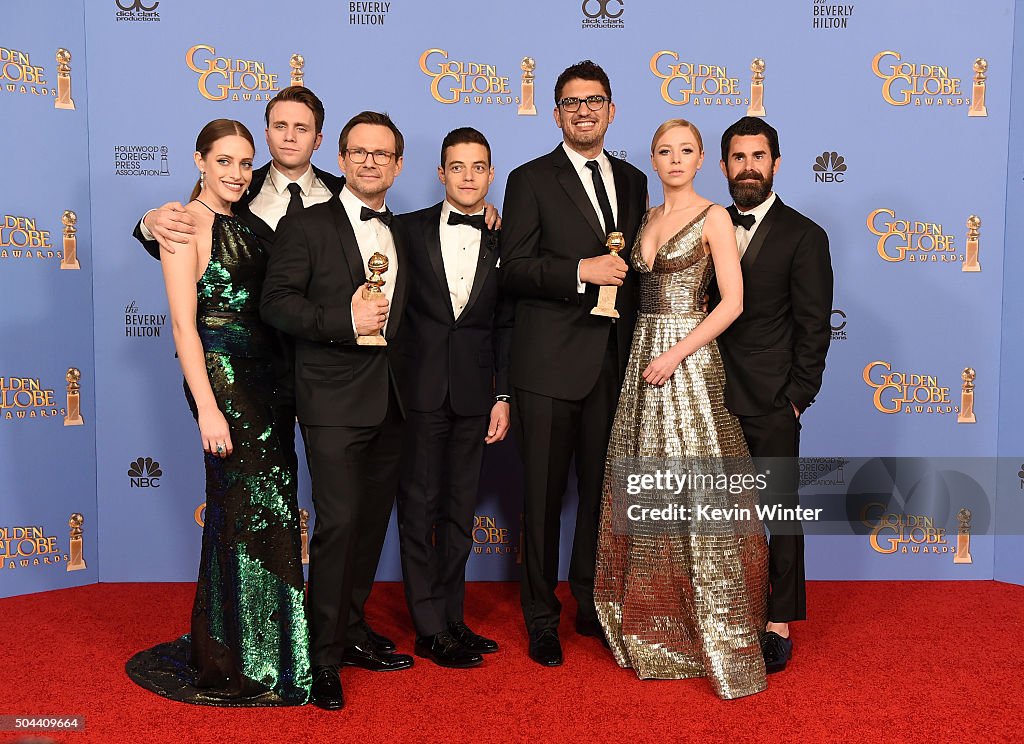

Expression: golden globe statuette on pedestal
xmin=963 ymin=215 xmax=981 ymax=272
xmin=61 ymin=210 xmax=80 ymax=270
xmin=968 ymin=58 xmax=988 ymax=118
xmin=64 ymin=367 xmax=84 ymax=426
xmin=957 ymin=367 xmax=977 ymax=424
xmin=519 ymin=57 xmax=537 ymax=116
xmin=67 ymin=513 xmax=86 ymax=571
xmin=747 ymin=58 xmax=766 ymax=117
xmin=953 ymin=508 xmax=973 ymax=564
xmin=300 ymin=508 xmax=310 ymax=565
xmin=290 ymin=53 xmax=305 ymax=87
xmin=54 ymin=48 xmax=76 ymax=111
xmin=590 ymin=232 xmax=626 ymax=319
xmin=356 ymin=252 xmax=389 ymax=346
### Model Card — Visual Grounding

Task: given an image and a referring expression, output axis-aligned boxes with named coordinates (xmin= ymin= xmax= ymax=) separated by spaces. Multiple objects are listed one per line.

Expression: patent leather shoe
xmin=341 ymin=643 xmax=414 ymax=672
xmin=414 ymin=630 xmax=483 ymax=668
xmin=448 ymin=621 xmax=499 ymax=654
xmin=361 ymin=621 xmax=396 ymax=653
xmin=310 ymin=665 xmax=344 ymax=710
xmin=528 ymin=629 xmax=563 ymax=667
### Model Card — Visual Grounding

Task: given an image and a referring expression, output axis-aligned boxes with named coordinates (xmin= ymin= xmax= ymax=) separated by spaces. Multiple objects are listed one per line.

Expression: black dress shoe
xmin=341 ymin=643 xmax=414 ymax=672
xmin=448 ymin=621 xmax=499 ymax=654
xmin=761 ymin=631 xmax=793 ymax=674
xmin=361 ymin=621 xmax=396 ymax=653
xmin=414 ymin=630 xmax=483 ymax=669
xmin=575 ymin=616 xmax=610 ymax=648
xmin=310 ymin=665 xmax=344 ymax=710
xmin=528 ymin=629 xmax=563 ymax=667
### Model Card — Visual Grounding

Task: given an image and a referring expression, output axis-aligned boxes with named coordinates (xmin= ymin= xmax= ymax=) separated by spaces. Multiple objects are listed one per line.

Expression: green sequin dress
xmin=126 ymin=210 xmax=311 ymax=706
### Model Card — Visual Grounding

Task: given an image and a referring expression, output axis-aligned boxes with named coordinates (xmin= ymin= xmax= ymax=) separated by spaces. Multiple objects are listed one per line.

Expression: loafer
xmin=414 ymin=630 xmax=483 ymax=668
xmin=448 ymin=621 xmax=499 ymax=654
xmin=361 ymin=621 xmax=396 ymax=653
xmin=760 ymin=631 xmax=793 ymax=674
xmin=310 ymin=665 xmax=344 ymax=710
xmin=528 ymin=629 xmax=563 ymax=667
xmin=341 ymin=643 xmax=414 ymax=672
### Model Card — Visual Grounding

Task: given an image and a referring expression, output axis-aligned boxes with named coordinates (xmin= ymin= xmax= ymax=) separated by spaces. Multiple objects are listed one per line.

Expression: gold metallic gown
xmin=594 ymin=206 xmax=768 ymax=699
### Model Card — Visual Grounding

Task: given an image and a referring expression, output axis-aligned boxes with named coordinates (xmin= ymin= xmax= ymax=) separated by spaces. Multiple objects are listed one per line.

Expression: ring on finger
xmin=216 ymin=443 xmax=225 ymax=455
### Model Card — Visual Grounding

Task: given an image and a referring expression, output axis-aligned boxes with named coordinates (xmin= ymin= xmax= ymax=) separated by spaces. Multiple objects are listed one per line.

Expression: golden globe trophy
xmin=60 ymin=210 xmax=80 ymax=270
xmin=747 ymin=58 xmax=766 ymax=117
xmin=356 ymin=252 xmax=388 ymax=346
xmin=54 ymin=48 xmax=76 ymax=111
xmin=64 ymin=367 xmax=84 ymax=426
xmin=957 ymin=367 xmax=977 ymax=424
xmin=290 ymin=53 xmax=305 ymax=87
xmin=518 ymin=57 xmax=537 ymax=116
xmin=968 ymin=58 xmax=988 ymax=118
xmin=590 ymin=232 xmax=625 ymax=319
xmin=963 ymin=215 xmax=981 ymax=272
xmin=300 ymin=508 xmax=310 ymax=565
xmin=953 ymin=508 xmax=973 ymax=564
xmin=67 ymin=513 xmax=86 ymax=571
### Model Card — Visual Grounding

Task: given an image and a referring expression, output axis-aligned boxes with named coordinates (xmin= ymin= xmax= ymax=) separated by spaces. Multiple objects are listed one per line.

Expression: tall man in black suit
xmin=260 ymin=111 xmax=414 ymax=710
xmin=716 ymin=116 xmax=833 ymax=673
xmin=500 ymin=61 xmax=648 ymax=667
xmin=392 ymin=127 xmax=513 ymax=669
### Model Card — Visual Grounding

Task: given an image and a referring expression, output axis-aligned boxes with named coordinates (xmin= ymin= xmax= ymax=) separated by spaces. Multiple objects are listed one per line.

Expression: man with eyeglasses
xmin=500 ymin=60 xmax=647 ymax=667
xmin=261 ymin=111 xmax=413 ymax=710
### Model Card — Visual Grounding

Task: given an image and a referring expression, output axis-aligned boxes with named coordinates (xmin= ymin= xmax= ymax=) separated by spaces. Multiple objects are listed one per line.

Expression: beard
xmin=562 ymin=116 xmax=606 ymax=151
xmin=728 ymin=169 xmax=773 ymax=210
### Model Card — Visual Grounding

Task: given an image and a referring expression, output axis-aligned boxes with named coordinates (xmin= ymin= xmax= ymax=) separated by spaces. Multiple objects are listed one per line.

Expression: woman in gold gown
xmin=594 ymin=119 xmax=768 ymax=699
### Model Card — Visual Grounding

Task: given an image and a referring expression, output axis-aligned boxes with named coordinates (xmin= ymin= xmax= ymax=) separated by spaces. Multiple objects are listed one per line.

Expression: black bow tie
xmin=360 ymin=205 xmax=393 ymax=227
xmin=447 ymin=211 xmax=487 ymax=231
xmin=727 ymin=205 xmax=756 ymax=231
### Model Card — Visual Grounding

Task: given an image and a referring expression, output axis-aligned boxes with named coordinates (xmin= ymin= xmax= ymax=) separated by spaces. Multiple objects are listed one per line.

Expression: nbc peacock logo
xmin=128 ymin=456 xmax=162 ymax=488
xmin=812 ymin=151 xmax=846 ymax=183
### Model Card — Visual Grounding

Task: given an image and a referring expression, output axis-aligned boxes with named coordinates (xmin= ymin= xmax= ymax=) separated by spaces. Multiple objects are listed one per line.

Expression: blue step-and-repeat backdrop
xmin=4 ymin=0 xmax=1024 ymax=598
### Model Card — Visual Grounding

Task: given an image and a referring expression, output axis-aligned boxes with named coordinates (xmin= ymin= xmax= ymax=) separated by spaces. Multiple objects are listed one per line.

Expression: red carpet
xmin=2 ymin=581 xmax=1022 ymax=743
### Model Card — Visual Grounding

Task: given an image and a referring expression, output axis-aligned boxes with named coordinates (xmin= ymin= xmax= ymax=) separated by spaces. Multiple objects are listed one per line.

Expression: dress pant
xmin=515 ymin=330 xmax=619 ymax=635
xmin=396 ymin=396 xmax=488 ymax=638
xmin=301 ymin=390 xmax=402 ymax=667
xmin=737 ymin=404 xmax=806 ymax=623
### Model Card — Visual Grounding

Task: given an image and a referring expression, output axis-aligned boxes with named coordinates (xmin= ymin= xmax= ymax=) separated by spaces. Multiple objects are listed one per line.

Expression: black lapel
xmin=387 ymin=220 xmax=409 ymax=340
xmin=313 ymin=165 xmax=346 ymax=195
xmin=740 ymin=196 xmax=782 ymax=271
xmin=327 ymin=197 xmax=368 ymax=288
xmin=424 ymin=204 xmax=455 ymax=319
xmin=552 ymin=145 xmax=605 ymax=242
xmin=608 ymin=152 xmax=630 ymax=234
xmin=236 ymin=201 xmax=274 ymax=244
xmin=243 ymin=163 xmax=270 ymax=208
xmin=462 ymin=227 xmax=498 ymax=317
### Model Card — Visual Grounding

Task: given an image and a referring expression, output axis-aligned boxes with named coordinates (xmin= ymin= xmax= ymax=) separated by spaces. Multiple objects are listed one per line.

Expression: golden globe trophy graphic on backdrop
xmin=54 ymin=48 xmax=76 ymax=111
xmin=747 ymin=58 xmax=766 ymax=116
xmin=67 ymin=513 xmax=86 ymax=571
xmin=953 ymin=508 xmax=973 ymax=564
xmin=60 ymin=210 xmax=80 ymax=270
xmin=969 ymin=58 xmax=988 ymax=117
xmin=963 ymin=215 xmax=982 ymax=272
xmin=290 ymin=53 xmax=305 ymax=87
xmin=957 ymin=368 xmax=976 ymax=424
xmin=64 ymin=367 xmax=84 ymax=426
xmin=356 ymin=252 xmax=389 ymax=346
xmin=519 ymin=57 xmax=537 ymax=116
xmin=590 ymin=232 xmax=625 ymax=318
xmin=300 ymin=508 xmax=310 ymax=565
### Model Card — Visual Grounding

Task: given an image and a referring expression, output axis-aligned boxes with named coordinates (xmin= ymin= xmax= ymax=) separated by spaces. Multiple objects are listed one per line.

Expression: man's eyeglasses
xmin=344 ymin=148 xmax=396 ymax=165
xmin=556 ymin=95 xmax=610 ymax=113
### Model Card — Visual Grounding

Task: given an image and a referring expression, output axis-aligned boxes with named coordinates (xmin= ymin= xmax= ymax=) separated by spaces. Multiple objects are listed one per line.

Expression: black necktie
xmin=727 ymin=204 xmax=756 ymax=231
xmin=360 ymin=205 xmax=393 ymax=227
xmin=585 ymin=160 xmax=616 ymax=234
xmin=447 ymin=211 xmax=487 ymax=231
xmin=286 ymin=182 xmax=304 ymax=216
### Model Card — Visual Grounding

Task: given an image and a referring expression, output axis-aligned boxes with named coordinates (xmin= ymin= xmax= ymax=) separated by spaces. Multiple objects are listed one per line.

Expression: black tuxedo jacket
xmin=499 ymin=145 xmax=648 ymax=400
xmin=259 ymin=197 xmax=409 ymax=427
xmin=714 ymin=196 xmax=833 ymax=417
xmin=392 ymin=203 xmax=513 ymax=417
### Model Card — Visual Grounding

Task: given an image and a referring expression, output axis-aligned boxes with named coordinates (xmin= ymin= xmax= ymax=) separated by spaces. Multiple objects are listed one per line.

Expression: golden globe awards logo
xmin=0 ymin=524 xmax=70 ymax=570
xmin=862 ymin=361 xmax=961 ymax=417
xmin=0 ymin=376 xmax=66 ymax=421
xmin=650 ymin=51 xmax=748 ymax=107
xmin=186 ymin=45 xmax=281 ymax=102
xmin=0 ymin=214 xmax=55 ymax=261
xmin=861 ymin=503 xmax=955 ymax=557
xmin=866 ymin=209 xmax=969 ymax=266
xmin=418 ymin=49 xmax=521 ymax=108
xmin=472 ymin=515 xmax=519 ymax=557
xmin=871 ymin=52 xmax=987 ymax=115
xmin=0 ymin=46 xmax=56 ymax=98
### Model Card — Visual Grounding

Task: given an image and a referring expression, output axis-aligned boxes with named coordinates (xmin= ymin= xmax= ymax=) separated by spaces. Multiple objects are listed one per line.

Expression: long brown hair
xmin=189 ymin=119 xmax=255 ymax=201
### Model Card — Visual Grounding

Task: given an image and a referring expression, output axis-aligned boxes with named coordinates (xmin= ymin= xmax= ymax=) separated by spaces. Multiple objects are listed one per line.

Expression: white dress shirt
xmin=439 ymin=200 xmax=484 ymax=320
xmin=734 ymin=191 xmax=777 ymax=259
xmin=339 ymin=186 xmax=398 ymax=336
xmin=562 ymin=143 xmax=619 ymax=293
xmin=247 ymin=163 xmax=332 ymax=231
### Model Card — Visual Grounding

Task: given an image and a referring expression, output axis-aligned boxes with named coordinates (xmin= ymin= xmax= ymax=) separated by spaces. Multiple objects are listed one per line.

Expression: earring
xmin=200 ymin=171 xmax=205 ymax=188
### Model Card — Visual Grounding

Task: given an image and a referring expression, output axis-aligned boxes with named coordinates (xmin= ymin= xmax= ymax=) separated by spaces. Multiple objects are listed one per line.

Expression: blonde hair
xmin=651 ymin=118 xmax=704 ymax=154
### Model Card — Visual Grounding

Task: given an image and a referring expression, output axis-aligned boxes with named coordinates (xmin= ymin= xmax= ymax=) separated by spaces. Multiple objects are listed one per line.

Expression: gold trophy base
xmin=962 ymin=263 xmax=981 ymax=272
xmin=55 ymin=99 xmax=76 ymax=111
xmin=64 ymin=415 xmax=84 ymax=426
xmin=968 ymin=107 xmax=988 ymax=118
xmin=591 ymin=285 xmax=620 ymax=318
xmin=61 ymin=259 xmax=81 ymax=270
xmin=747 ymin=105 xmax=766 ymax=116
xmin=67 ymin=560 xmax=86 ymax=571
xmin=518 ymin=104 xmax=537 ymax=116
xmin=356 ymin=332 xmax=387 ymax=347
xmin=957 ymin=412 xmax=976 ymax=424
xmin=953 ymin=552 xmax=973 ymax=564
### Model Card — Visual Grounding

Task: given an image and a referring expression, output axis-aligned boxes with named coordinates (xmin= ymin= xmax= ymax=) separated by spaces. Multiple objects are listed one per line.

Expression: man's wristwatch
xmin=495 ymin=394 xmax=511 ymax=403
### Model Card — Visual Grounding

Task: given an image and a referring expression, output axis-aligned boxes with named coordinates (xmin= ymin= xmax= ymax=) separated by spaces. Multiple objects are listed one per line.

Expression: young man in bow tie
xmin=391 ymin=127 xmax=512 ymax=669
xmin=716 ymin=116 xmax=833 ymax=674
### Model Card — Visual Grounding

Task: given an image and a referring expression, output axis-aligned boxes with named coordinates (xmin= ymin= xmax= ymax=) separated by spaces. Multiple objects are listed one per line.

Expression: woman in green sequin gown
xmin=126 ymin=120 xmax=310 ymax=706
xmin=594 ymin=120 xmax=768 ymax=699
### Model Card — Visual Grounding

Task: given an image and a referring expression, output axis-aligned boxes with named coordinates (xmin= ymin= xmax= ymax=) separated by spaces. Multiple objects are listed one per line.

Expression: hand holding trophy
xmin=355 ymin=252 xmax=389 ymax=346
